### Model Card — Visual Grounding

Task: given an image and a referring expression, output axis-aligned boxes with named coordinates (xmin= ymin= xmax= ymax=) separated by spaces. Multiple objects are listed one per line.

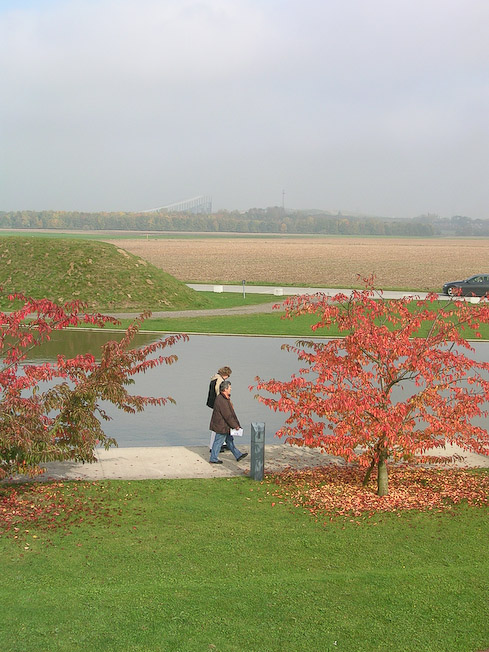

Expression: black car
xmin=442 ymin=274 xmax=489 ymax=297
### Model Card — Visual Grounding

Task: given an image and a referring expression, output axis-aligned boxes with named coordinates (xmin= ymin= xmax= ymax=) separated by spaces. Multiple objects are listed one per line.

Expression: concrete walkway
xmin=31 ymin=443 xmax=489 ymax=483
xmin=37 ymin=445 xmax=345 ymax=481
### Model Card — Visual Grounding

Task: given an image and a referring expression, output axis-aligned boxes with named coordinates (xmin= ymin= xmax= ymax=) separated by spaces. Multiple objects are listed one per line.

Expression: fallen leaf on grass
xmin=0 ymin=481 xmax=126 ymax=540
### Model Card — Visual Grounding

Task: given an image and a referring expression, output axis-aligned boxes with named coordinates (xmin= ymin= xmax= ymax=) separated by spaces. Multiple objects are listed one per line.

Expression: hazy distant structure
xmin=143 ymin=195 xmax=212 ymax=214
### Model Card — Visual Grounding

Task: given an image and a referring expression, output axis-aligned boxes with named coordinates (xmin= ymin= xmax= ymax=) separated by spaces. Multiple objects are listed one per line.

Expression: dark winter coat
xmin=209 ymin=393 xmax=240 ymax=435
xmin=206 ymin=373 xmax=225 ymax=409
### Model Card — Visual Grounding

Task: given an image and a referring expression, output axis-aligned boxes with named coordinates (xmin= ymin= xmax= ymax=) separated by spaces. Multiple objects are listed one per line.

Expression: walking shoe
xmin=209 ymin=460 xmax=223 ymax=464
xmin=237 ymin=453 xmax=248 ymax=462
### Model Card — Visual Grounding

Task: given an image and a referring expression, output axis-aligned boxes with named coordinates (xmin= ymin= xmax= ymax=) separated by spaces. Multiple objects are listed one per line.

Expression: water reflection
xmin=28 ymin=331 xmax=489 ymax=449
xmin=30 ymin=329 xmax=159 ymax=361
xmin=30 ymin=331 xmax=301 ymax=447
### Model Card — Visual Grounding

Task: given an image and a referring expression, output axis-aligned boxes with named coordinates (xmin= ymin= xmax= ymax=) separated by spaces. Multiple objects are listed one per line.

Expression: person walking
xmin=209 ymin=380 xmax=248 ymax=465
xmin=207 ymin=366 xmax=232 ymax=452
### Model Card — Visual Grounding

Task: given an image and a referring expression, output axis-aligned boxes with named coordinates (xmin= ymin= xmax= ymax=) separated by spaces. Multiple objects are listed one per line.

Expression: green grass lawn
xmin=190 ymin=290 xmax=276 ymax=310
xmin=116 ymin=301 xmax=489 ymax=340
xmin=1 ymin=478 xmax=489 ymax=652
xmin=118 ymin=311 xmax=317 ymax=336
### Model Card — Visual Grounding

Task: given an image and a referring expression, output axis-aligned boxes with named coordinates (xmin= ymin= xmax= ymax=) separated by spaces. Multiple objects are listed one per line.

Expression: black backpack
xmin=206 ymin=378 xmax=218 ymax=408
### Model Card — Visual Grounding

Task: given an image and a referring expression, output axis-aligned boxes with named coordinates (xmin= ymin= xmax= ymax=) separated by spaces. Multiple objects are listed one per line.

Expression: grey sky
xmin=1 ymin=0 xmax=488 ymax=217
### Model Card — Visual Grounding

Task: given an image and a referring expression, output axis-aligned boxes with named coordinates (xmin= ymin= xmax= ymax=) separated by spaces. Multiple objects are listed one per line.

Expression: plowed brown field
xmin=106 ymin=237 xmax=489 ymax=291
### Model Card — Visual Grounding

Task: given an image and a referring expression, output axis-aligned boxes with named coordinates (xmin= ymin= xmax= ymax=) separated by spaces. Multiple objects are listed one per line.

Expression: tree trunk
xmin=362 ymin=457 xmax=376 ymax=486
xmin=377 ymin=456 xmax=388 ymax=496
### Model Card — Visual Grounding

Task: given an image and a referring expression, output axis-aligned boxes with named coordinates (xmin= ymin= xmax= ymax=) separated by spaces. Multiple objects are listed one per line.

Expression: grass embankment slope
xmin=0 ymin=236 xmax=210 ymax=312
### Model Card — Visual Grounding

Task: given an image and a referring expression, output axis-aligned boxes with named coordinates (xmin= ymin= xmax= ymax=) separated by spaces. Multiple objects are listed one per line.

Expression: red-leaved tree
xmin=0 ymin=292 xmax=188 ymax=480
xmin=253 ymin=279 xmax=489 ymax=496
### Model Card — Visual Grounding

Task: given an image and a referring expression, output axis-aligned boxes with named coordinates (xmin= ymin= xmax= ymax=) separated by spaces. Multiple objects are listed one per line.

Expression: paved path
xmin=186 ymin=284 xmax=435 ymax=299
xmin=27 ymin=443 xmax=489 ymax=482
xmin=35 ymin=445 xmax=344 ymax=481
xmin=108 ymin=301 xmax=279 ymax=320
xmin=109 ymin=285 xmax=450 ymax=320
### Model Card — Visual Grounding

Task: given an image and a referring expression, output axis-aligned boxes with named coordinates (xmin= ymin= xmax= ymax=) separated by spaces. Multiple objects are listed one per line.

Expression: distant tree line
xmin=0 ymin=208 xmax=487 ymax=237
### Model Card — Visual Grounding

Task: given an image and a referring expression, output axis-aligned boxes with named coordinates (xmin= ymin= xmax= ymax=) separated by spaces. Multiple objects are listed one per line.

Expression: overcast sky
xmin=1 ymin=0 xmax=488 ymax=217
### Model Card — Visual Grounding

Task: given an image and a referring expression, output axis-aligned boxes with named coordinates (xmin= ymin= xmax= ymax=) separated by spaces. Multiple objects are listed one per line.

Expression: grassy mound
xmin=0 ymin=236 xmax=211 ymax=311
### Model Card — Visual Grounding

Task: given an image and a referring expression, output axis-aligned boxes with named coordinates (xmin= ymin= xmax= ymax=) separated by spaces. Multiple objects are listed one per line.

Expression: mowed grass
xmin=1 ymin=478 xmax=489 ymax=652
xmin=117 ymin=310 xmax=315 ymax=336
xmin=188 ymin=290 xmax=275 ymax=310
xmin=115 ymin=301 xmax=489 ymax=339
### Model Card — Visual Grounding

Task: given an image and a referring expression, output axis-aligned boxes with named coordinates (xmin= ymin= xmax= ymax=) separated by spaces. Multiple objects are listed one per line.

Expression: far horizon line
xmin=1 ymin=207 xmax=484 ymax=221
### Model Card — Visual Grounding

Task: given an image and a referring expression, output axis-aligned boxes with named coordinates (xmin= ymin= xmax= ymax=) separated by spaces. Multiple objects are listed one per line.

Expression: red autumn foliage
xmin=253 ymin=278 xmax=489 ymax=496
xmin=0 ymin=291 xmax=188 ymax=480
xmin=265 ymin=465 xmax=489 ymax=518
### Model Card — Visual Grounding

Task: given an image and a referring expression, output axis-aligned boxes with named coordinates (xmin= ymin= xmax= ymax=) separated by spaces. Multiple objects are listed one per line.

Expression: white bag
xmin=230 ymin=428 xmax=244 ymax=437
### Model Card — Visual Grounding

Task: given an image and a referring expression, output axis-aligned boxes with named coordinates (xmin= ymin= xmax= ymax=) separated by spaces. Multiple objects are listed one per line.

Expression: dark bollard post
xmin=250 ymin=422 xmax=265 ymax=481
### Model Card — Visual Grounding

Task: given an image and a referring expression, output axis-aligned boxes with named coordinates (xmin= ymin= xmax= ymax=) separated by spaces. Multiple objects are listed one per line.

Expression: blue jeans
xmin=210 ymin=432 xmax=242 ymax=462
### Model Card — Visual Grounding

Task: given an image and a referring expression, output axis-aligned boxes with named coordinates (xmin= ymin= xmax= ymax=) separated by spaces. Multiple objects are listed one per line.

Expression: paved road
xmin=186 ymin=283 xmax=436 ymax=300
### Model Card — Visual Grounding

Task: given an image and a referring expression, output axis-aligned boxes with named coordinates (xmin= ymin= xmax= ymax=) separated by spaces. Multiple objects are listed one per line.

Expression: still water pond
xmin=33 ymin=331 xmax=304 ymax=447
xmin=32 ymin=331 xmax=489 ymax=448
